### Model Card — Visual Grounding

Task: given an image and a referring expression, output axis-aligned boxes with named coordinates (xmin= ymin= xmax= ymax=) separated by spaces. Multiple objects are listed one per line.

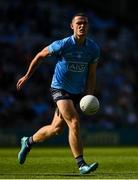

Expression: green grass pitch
xmin=0 ymin=147 xmax=138 ymax=179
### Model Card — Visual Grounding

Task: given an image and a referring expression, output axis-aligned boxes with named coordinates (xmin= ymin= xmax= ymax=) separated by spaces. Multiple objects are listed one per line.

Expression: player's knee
xmin=51 ymin=125 xmax=63 ymax=136
xmin=70 ymin=119 xmax=79 ymax=130
xmin=55 ymin=126 xmax=63 ymax=135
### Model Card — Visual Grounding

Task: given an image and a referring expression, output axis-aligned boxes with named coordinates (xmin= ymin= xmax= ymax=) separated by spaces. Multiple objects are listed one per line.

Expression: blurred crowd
xmin=0 ymin=0 xmax=137 ymax=130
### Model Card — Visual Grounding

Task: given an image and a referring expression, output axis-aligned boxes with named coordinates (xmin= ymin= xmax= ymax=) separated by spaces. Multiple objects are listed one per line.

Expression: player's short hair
xmin=71 ymin=13 xmax=88 ymax=22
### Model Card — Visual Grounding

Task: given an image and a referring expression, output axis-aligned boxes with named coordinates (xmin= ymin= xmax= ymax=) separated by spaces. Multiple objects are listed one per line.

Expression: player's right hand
xmin=16 ymin=76 xmax=28 ymax=90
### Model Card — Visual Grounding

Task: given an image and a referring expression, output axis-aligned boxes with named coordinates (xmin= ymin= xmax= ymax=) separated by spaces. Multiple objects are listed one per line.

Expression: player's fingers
xmin=16 ymin=79 xmax=23 ymax=90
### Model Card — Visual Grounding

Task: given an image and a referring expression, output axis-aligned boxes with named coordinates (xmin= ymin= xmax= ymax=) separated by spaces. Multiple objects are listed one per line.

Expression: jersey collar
xmin=71 ymin=35 xmax=87 ymax=46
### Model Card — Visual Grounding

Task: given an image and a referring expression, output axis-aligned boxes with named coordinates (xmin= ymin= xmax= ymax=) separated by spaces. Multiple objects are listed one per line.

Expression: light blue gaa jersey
xmin=48 ymin=35 xmax=100 ymax=94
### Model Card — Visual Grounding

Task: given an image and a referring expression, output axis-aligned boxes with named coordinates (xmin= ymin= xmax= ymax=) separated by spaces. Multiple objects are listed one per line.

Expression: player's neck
xmin=74 ymin=34 xmax=86 ymax=46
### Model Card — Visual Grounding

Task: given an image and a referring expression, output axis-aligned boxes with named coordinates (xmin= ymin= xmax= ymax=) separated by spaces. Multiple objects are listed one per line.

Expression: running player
xmin=16 ymin=13 xmax=100 ymax=174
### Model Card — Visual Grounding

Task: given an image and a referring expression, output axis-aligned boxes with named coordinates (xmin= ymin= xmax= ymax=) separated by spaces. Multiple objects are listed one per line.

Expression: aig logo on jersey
xmin=68 ymin=62 xmax=87 ymax=72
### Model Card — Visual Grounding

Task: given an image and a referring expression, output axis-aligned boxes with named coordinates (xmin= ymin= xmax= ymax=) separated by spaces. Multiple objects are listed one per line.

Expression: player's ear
xmin=70 ymin=23 xmax=73 ymax=30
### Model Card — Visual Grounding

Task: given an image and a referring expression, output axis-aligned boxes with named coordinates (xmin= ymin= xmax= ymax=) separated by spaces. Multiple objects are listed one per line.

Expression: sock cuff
xmin=27 ymin=136 xmax=34 ymax=147
xmin=75 ymin=155 xmax=83 ymax=159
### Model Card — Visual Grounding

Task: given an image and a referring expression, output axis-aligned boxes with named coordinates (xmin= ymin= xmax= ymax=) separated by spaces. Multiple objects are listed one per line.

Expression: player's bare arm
xmin=85 ymin=63 xmax=97 ymax=95
xmin=16 ymin=47 xmax=50 ymax=90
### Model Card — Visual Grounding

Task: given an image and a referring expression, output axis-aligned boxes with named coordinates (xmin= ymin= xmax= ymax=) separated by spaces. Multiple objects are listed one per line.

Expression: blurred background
xmin=0 ymin=0 xmax=137 ymax=146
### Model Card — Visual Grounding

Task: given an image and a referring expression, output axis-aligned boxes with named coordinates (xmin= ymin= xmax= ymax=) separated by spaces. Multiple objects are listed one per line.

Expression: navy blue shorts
xmin=50 ymin=88 xmax=82 ymax=105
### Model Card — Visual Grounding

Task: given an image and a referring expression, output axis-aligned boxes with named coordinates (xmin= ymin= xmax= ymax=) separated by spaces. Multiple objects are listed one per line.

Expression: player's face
xmin=71 ymin=16 xmax=88 ymax=37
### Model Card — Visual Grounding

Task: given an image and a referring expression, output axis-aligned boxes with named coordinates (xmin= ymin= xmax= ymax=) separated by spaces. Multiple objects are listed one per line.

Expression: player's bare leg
xmin=33 ymin=110 xmax=66 ymax=142
xmin=57 ymin=99 xmax=83 ymax=157
xmin=18 ymin=109 xmax=66 ymax=164
xmin=57 ymin=99 xmax=98 ymax=174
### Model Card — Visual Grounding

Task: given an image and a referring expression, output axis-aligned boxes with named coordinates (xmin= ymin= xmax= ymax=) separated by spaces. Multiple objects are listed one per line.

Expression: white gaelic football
xmin=80 ymin=95 xmax=99 ymax=115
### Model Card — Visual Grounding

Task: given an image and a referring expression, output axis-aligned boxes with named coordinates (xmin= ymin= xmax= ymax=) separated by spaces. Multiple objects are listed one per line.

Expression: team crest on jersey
xmin=68 ymin=62 xmax=87 ymax=72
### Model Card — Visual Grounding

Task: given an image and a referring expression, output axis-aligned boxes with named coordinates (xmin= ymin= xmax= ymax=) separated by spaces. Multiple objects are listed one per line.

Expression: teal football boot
xmin=18 ymin=137 xmax=31 ymax=164
xmin=79 ymin=162 xmax=98 ymax=175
